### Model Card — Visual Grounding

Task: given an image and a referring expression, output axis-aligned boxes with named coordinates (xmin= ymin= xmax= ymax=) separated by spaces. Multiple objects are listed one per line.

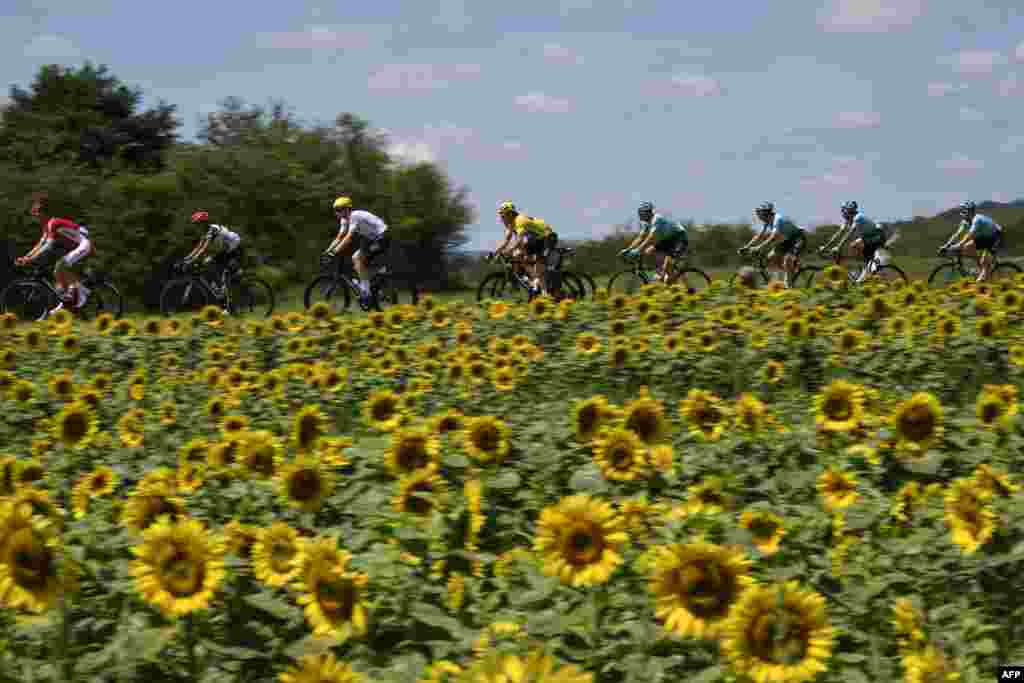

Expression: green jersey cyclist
xmin=738 ymin=202 xmax=807 ymax=288
xmin=939 ymin=201 xmax=1004 ymax=283
xmin=620 ymin=202 xmax=689 ymax=284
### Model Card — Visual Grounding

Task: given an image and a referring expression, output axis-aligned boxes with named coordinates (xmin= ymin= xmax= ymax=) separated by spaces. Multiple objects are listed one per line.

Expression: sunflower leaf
xmin=410 ymin=605 xmax=462 ymax=637
xmin=569 ymin=465 xmax=607 ymax=493
xmin=841 ymin=667 xmax=871 ymax=683
xmin=489 ymin=471 xmax=521 ymax=490
xmin=244 ymin=593 xmax=301 ymax=622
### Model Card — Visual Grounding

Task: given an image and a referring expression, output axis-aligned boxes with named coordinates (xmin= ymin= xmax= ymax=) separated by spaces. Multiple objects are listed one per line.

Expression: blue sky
xmin=3 ymin=0 xmax=1023 ymax=249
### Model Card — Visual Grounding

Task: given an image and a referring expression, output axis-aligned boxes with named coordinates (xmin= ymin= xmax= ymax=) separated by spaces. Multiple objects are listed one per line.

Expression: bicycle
xmin=606 ymin=250 xmax=711 ymax=295
xmin=797 ymin=244 xmax=908 ymax=289
xmin=160 ymin=258 xmax=275 ymax=317
xmin=476 ymin=249 xmax=587 ymax=303
xmin=927 ymin=247 xmax=1021 ymax=288
xmin=303 ymin=253 xmax=401 ymax=313
xmin=728 ymin=250 xmax=774 ymax=289
xmin=0 ymin=261 xmax=124 ymax=321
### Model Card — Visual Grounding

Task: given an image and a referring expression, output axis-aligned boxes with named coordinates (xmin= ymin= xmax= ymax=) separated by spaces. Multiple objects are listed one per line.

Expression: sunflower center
xmin=898 ymin=405 xmax=937 ymax=442
xmin=247 ymin=448 xmax=275 ymax=476
xmin=675 ymin=561 xmax=735 ymax=619
xmin=269 ymin=541 xmax=295 ymax=572
xmin=564 ymin=525 xmax=603 ymax=565
xmin=822 ymin=395 xmax=853 ymax=421
xmin=288 ymin=469 xmax=322 ymax=502
xmin=142 ymin=498 xmax=178 ymax=529
xmin=10 ymin=530 xmax=52 ymax=589
xmin=396 ymin=440 xmax=429 ymax=470
xmin=980 ymin=402 xmax=1003 ymax=424
xmin=316 ymin=578 xmax=356 ymax=619
xmin=625 ymin=407 xmax=660 ymax=443
xmin=298 ymin=416 xmax=322 ymax=451
xmin=749 ymin=519 xmax=777 ymax=540
xmin=160 ymin=548 xmax=204 ymax=597
xmin=609 ymin=444 xmax=634 ymax=470
xmin=471 ymin=425 xmax=501 ymax=453
xmin=747 ymin=611 xmax=810 ymax=665
xmin=371 ymin=399 xmax=397 ymax=422
xmin=405 ymin=484 xmax=434 ymax=515
xmin=576 ymin=405 xmax=601 ymax=437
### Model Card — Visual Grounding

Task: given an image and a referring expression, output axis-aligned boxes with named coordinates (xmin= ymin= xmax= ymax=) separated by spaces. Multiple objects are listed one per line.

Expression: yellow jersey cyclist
xmin=324 ymin=196 xmax=391 ymax=307
xmin=819 ymin=201 xmax=890 ymax=283
xmin=491 ymin=201 xmax=558 ymax=297
xmin=620 ymin=201 xmax=688 ymax=284
xmin=738 ymin=202 xmax=807 ymax=288
xmin=939 ymin=201 xmax=1004 ymax=283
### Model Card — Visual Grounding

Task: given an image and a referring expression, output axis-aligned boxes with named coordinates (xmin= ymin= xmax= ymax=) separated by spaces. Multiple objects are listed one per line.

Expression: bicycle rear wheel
xmin=551 ymin=272 xmax=586 ymax=302
xmin=794 ymin=266 xmax=824 ymax=289
xmin=674 ymin=268 xmax=712 ymax=293
xmin=927 ymin=263 xmax=963 ymax=289
xmin=370 ymin=274 xmax=399 ymax=312
xmin=873 ymin=264 xmax=908 ymax=286
xmin=160 ymin=277 xmax=214 ymax=316
xmin=229 ymin=277 xmax=275 ymax=317
xmin=304 ymin=275 xmax=351 ymax=314
xmin=0 ymin=280 xmax=56 ymax=321
xmin=607 ymin=270 xmax=647 ymax=295
xmin=477 ymin=272 xmax=527 ymax=303
xmin=991 ymin=261 xmax=1022 ymax=283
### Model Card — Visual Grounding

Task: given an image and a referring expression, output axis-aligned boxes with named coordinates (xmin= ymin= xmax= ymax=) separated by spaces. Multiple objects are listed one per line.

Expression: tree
xmin=0 ymin=63 xmax=178 ymax=171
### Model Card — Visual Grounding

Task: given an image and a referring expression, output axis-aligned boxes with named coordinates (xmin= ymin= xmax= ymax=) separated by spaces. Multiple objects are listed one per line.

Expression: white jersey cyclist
xmin=339 ymin=210 xmax=388 ymax=240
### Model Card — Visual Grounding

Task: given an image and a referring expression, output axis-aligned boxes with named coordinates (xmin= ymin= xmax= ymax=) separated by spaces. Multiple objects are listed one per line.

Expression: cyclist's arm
xmin=635 ymin=230 xmax=656 ymax=251
xmin=749 ymin=227 xmax=775 ymax=251
xmin=821 ymin=223 xmax=850 ymax=251
xmin=22 ymin=234 xmax=53 ymax=261
xmin=184 ymin=238 xmax=210 ymax=263
xmin=493 ymin=227 xmax=516 ymax=256
xmin=834 ymin=222 xmax=859 ymax=251
xmin=741 ymin=225 xmax=769 ymax=250
xmin=625 ymin=227 xmax=650 ymax=250
xmin=943 ymin=221 xmax=970 ymax=250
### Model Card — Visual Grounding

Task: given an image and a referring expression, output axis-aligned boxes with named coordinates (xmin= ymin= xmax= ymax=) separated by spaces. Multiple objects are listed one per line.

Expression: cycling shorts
xmin=974 ymin=230 xmax=1003 ymax=253
xmin=776 ymin=232 xmax=806 ymax=256
xmin=654 ymin=233 xmax=688 ymax=255
xmin=353 ymin=232 xmax=391 ymax=263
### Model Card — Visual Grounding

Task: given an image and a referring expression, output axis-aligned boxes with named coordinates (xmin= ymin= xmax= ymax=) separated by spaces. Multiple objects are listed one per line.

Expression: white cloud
xmin=940 ymin=49 xmax=1006 ymax=75
xmin=667 ymin=74 xmax=722 ymax=97
xmin=263 ymin=25 xmax=391 ymax=50
xmin=937 ymin=155 xmax=983 ymax=172
xmin=388 ymin=140 xmax=435 ymax=164
xmin=818 ymin=0 xmax=922 ymax=33
xmin=958 ymin=106 xmax=985 ymax=122
xmin=997 ymin=74 xmax=1019 ymax=97
xmin=513 ymin=92 xmax=571 ymax=113
xmin=23 ymin=34 xmax=81 ymax=58
xmin=1000 ymin=135 xmax=1024 ymax=153
xmin=502 ymin=141 xmax=524 ymax=153
xmin=541 ymin=43 xmax=584 ymax=64
xmin=799 ymin=156 xmax=870 ymax=190
xmin=1016 ymin=41 xmax=1024 ymax=62
xmin=434 ymin=0 xmax=471 ymax=33
xmin=834 ymin=111 xmax=881 ymax=128
xmin=927 ymin=82 xmax=965 ymax=97
xmin=368 ymin=63 xmax=481 ymax=91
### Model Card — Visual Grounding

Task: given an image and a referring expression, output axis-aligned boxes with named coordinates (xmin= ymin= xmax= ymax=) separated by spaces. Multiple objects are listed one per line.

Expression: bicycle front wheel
xmin=607 ymin=270 xmax=648 ymax=295
xmin=794 ymin=266 xmax=824 ymax=289
xmin=160 ymin=277 xmax=214 ymax=316
xmin=477 ymin=272 xmax=526 ymax=303
xmin=927 ymin=263 xmax=962 ymax=289
xmin=80 ymin=281 xmax=124 ymax=320
xmin=0 ymin=280 xmax=56 ymax=322
xmin=674 ymin=268 xmax=712 ymax=294
xmin=304 ymin=275 xmax=351 ymax=314
xmin=230 ymin=277 xmax=275 ymax=317
xmin=370 ymin=275 xmax=399 ymax=312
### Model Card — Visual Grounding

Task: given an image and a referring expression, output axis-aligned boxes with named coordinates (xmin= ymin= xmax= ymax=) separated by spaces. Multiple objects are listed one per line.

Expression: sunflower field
xmin=1 ymin=272 xmax=1023 ymax=683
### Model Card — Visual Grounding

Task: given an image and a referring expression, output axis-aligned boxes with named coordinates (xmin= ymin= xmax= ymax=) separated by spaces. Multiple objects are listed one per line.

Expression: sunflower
xmin=761 ymin=360 xmax=784 ymax=384
xmin=130 ymin=516 xmax=226 ymax=618
xmin=892 ymin=597 xmax=927 ymax=650
xmin=70 ymin=466 xmax=118 ymax=518
xmin=686 ymin=478 xmax=731 ymax=515
xmin=679 ymin=389 xmax=728 ymax=441
xmin=198 ymin=305 xmax=225 ymax=327
xmin=458 ymin=650 xmax=593 ymax=683
xmin=206 ymin=396 xmax=227 ymax=424
xmin=813 ymin=380 xmax=865 ymax=433
xmin=430 ymin=409 xmax=464 ymax=438
xmin=592 ymin=427 xmax=648 ymax=481
xmin=721 ymin=581 xmax=835 ymax=683
xmin=891 ymin=483 xmax=927 ymax=524
xmin=740 ymin=510 xmax=786 ymax=555
xmin=0 ymin=457 xmax=18 ymax=497
xmin=178 ymin=437 xmax=209 ymax=467
xmin=570 ymin=395 xmax=615 ymax=443
xmin=47 ymin=372 xmax=75 ymax=401
xmin=621 ymin=388 xmax=670 ymax=445
xmin=278 ymin=458 xmax=335 ymax=513
xmin=121 ymin=482 xmax=186 ymax=534
xmin=648 ymin=541 xmax=754 ymax=641
xmin=362 ymin=390 xmax=406 ymax=432
xmin=292 ymin=404 xmax=328 ymax=454
xmin=534 ymin=494 xmax=627 ymax=587
xmin=901 ymin=644 xmax=960 ymax=683
xmin=50 ymin=400 xmax=96 ymax=450
xmin=574 ymin=332 xmax=601 ymax=356
xmin=294 ymin=538 xmax=369 ymax=641
xmin=975 ymin=315 xmax=999 ymax=339
xmin=971 ymin=463 xmax=1021 ymax=497
xmin=0 ymin=506 xmax=62 ymax=613
xmin=239 ymin=430 xmax=284 ymax=479
xmin=891 ymin=392 xmax=944 ymax=452
xmin=734 ymin=394 xmax=769 ymax=435
xmin=280 ymin=653 xmax=367 ymax=683
xmin=608 ymin=342 xmax=630 ymax=369
xmin=177 ymin=463 xmax=205 ymax=495
xmin=817 ymin=469 xmax=859 ymax=511
xmin=11 ymin=379 xmax=35 ymax=404
xmin=975 ymin=386 xmax=1017 ymax=431
xmin=394 ymin=464 xmax=448 ymax=516
xmin=225 ymin=519 xmax=260 ymax=557
xmin=462 ymin=416 xmax=511 ymax=464
xmin=23 ymin=328 xmax=46 ymax=352
xmin=943 ymin=479 xmax=996 ymax=555
xmin=384 ymin=426 xmax=440 ymax=477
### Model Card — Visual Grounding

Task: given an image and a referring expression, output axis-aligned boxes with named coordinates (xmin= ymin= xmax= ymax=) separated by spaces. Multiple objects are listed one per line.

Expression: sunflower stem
xmin=186 ymin=614 xmax=199 ymax=679
xmin=57 ymin=446 xmax=73 ymax=683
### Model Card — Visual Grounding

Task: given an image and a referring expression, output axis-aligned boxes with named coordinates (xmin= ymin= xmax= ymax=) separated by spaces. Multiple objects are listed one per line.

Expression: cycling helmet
xmin=333 ymin=196 xmax=352 ymax=210
xmin=755 ymin=202 xmax=775 ymax=218
xmin=638 ymin=201 xmax=654 ymax=214
xmin=959 ymin=200 xmax=976 ymax=217
xmin=841 ymin=200 xmax=858 ymax=216
xmin=190 ymin=211 xmax=209 ymax=224
xmin=498 ymin=201 xmax=517 ymax=216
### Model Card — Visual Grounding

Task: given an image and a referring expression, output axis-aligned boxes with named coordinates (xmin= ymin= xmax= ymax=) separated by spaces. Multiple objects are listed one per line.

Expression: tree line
xmin=0 ymin=64 xmax=474 ymax=308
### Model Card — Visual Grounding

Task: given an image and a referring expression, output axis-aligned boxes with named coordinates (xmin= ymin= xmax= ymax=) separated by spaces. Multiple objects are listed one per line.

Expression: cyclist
xmin=738 ymin=202 xmax=806 ymax=288
xmin=940 ymin=201 xmax=1003 ymax=283
xmin=619 ymin=202 xmax=689 ymax=284
xmin=14 ymin=192 xmax=93 ymax=317
xmin=820 ymin=201 xmax=889 ymax=283
xmin=182 ymin=211 xmax=243 ymax=299
xmin=492 ymin=201 xmax=557 ymax=297
xmin=324 ymin=196 xmax=390 ymax=307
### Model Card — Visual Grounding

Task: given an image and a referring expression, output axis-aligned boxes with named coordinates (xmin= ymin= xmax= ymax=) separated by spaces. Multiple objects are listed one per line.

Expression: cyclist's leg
xmin=847 ymin=237 xmax=865 ymax=260
xmin=351 ymin=235 xmax=371 ymax=295
xmin=524 ymin=234 xmax=545 ymax=292
xmin=669 ymin=239 xmax=690 ymax=286
xmin=857 ymin=239 xmax=878 ymax=282
xmin=972 ymin=234 xmax=994 ymax=282
xmin=57 ymin=241 xmax=91 ymax=308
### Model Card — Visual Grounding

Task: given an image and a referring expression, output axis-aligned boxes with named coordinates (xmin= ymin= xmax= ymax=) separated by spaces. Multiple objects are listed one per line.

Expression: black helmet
xmin=638 ymin=201 xmax=654 ymax=214
xmin=959 ymin=200 xmax=976 ymax=217
xmin=841 ymin=201 xmax=858 ymax=217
